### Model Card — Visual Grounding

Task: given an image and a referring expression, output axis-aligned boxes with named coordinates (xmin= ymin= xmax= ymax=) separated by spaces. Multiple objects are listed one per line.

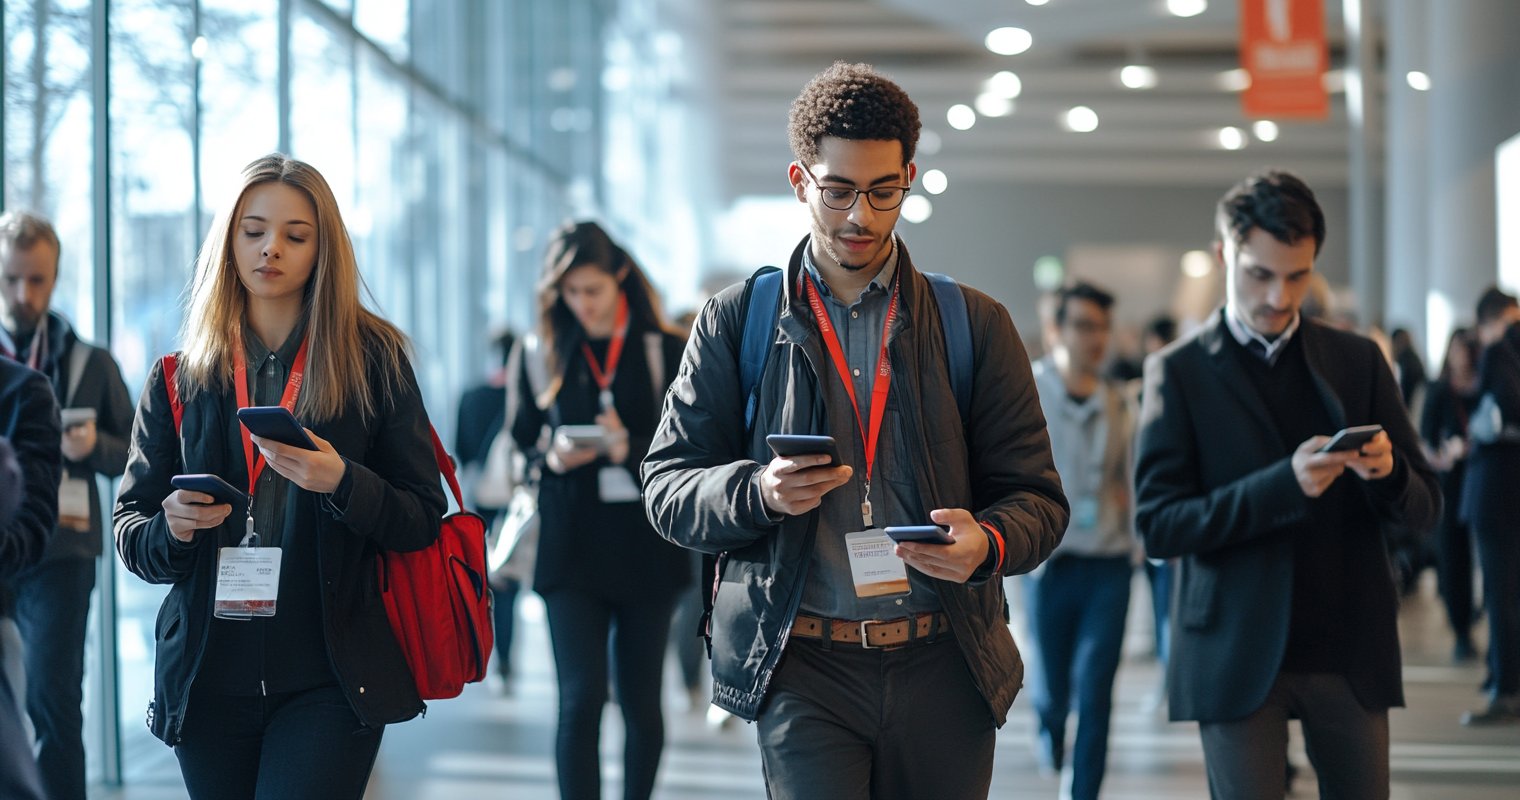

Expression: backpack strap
xmin=64 ymin=340 xmax=91 ymax=408
xmin=740 ymin=267 xmax=783 ymax=431
xmin=161 ymin=354 xmax=184 ymax=434
xmin=921 ymin=272 xmax=973 ymax=423
xmin=429 ymin=425 xmax=466 ymax=510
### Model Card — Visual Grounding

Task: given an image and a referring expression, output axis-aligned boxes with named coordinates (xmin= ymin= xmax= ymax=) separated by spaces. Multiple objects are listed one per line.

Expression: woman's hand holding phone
xmin=251 ymin=428 xmax=348 ymax=493
xmin=596 ymin=406 xmax=630 ymax=465
xmin=162 ymin=491 xmax=232 ymax=542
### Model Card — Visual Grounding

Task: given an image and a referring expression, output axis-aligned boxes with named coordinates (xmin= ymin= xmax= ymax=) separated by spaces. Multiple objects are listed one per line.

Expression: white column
xmin=1426 ymin=0 xmax=1520 ymax=359
xmin=1382 ymin=0 xmax=1429 ymax=365
xmin=1344 ymin=0 xmax=1383 ymax=328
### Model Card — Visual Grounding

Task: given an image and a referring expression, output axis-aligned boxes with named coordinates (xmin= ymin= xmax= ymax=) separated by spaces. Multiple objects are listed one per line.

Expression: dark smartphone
xmin=884 ymin=525 xmax=955 ymax=545
xmin=765 ymin=434 xmax=842 ymax=467
xmin=1317 ymin=424 xmax=1385 ymax=454
xmin=171 ymin=473 xmax=249 ymax=520
xmin=236 ymin=406 xmax=319 ymax=450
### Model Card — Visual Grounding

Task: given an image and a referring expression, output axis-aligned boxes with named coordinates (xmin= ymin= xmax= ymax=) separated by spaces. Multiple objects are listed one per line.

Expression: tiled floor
xmin=94 ymin=571 xmax=1520 ymax=799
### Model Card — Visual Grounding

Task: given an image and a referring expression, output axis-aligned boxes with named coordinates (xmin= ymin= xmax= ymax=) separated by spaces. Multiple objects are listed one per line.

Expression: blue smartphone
xmin=236 ymin=406 xmax=318 ymax=451
xmin=884 ymin=525 xmax=955 ymax=545
xmin=765 ymin=434 xmax=842 ymax=467
xmin=171 ymin=473 xmax=249 ymax=521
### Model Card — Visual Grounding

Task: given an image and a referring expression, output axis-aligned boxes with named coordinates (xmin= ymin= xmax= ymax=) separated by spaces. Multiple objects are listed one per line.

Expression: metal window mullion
xmin=89 ymin=0 xmax=121 ymax=786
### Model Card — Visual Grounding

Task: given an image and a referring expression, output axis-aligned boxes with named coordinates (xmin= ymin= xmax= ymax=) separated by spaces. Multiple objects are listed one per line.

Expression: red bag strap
xmin=162 ymin=354 xmax=184 ymax=434
xmin=429 ymin=425 xmax=465 ymax=510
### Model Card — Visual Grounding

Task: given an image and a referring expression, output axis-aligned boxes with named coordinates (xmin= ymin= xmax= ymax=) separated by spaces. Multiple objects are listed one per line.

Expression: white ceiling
xmin=717 ymin=0 xmax=1356 ymax=198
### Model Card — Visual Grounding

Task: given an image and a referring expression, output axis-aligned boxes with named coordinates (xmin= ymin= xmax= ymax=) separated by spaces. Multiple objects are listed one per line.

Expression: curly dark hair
xmin=1215 ymin=169 xmax=1326 ymax=255
xmin=788 ymin=62 xmax=920 ymax=167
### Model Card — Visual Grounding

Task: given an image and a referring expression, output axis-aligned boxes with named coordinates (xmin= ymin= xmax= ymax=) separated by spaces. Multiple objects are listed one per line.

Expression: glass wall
xmin=3 ymin=0 xmax=712 ymax=787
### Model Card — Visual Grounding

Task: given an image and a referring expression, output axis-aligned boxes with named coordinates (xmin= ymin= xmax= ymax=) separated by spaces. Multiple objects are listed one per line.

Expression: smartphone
xmin=60 ymin=408 xmax=97 ymax=430
xmin=884 ymin=525 xmax=955 ymax=545
xmin=766 ymin=434 xmax=842 ymax=467
xmin=555 ymin=424 xmax=609 ymax=451
xmin=1317 ymin=424 xmax=1385 ymax=454
xmin=236 ymin=406 xmax=318 ymax=451
xmin=171 ymin=473 xmax=249 ymax=520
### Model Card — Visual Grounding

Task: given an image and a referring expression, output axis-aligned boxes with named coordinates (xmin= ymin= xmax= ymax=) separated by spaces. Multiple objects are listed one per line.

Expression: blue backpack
xmin=738 ymin=265 xmax=974 ymax=431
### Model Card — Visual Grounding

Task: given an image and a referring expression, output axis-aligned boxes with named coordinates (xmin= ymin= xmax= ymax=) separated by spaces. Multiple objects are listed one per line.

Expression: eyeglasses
xmin=799 ymin=167 xmax=912 ymax=212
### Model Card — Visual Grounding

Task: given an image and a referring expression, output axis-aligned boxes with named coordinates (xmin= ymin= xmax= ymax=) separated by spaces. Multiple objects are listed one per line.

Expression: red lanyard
xmin=802 ymin=271 xmax=899 ymax=498
xmin=580 ymin=293 xmax=628 ymax=408
xmin=233 ymin=333 xmax=311 ymax=497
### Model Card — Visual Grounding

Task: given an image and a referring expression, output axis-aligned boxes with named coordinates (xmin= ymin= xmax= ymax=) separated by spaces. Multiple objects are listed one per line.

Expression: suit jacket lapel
xmin=1297 ymin=321 xmax=1348 ymax=431
xmin=1200 ymin=309 xmax=1284 ymax=447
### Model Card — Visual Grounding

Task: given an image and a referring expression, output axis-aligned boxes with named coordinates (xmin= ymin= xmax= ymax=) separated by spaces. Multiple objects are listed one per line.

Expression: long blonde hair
xmin=177 ymin=154 xmax=410 ymax=422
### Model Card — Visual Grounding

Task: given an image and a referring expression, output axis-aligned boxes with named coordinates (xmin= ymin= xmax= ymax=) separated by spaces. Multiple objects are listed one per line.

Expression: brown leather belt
xmin=790 ymin=612 xmax=952 ymax=650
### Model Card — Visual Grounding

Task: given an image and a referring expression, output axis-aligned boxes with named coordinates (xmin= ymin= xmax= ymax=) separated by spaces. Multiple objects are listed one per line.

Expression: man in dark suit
xmin=1134 ymin=170 xmax=1441 ymax=799
xmin=1460 ymin=287 xmax=1520 ymax=724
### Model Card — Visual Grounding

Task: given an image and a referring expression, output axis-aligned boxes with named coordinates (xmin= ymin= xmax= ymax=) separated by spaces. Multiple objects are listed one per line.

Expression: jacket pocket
xmin=1177 ymin=556 xmax=1218 ymax=630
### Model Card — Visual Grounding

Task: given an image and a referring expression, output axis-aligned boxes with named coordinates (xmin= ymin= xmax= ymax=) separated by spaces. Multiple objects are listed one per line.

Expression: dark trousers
xmin=542 ymin=589 xmax=675 ymax=800
xmin=755 ymin=634 xmax=995 ymax=800
xmin=1199 ymin=672 xmax=1389 ymax=800
xmin=1024 ymin=555 xmax=1133 ymax=800
xmin=1435 ymin=516 xmax=1475 ymax=645
xmin=0 ymin=665 xmax=45 ymax=800
xmin=13 ymin=557 xmax=96 ymax=800
xmin=1474 ymin=519 xmax=1520 ymax=697
xmin=491 ymin=579 xmax=520 ymax=676
xmin=671 ymin=573 xmax=705 ymax=691
xmin=175 ymin=683 xmax=383 ymax=800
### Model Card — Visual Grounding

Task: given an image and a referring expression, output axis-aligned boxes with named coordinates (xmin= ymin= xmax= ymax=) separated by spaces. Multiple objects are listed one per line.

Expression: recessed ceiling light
xmin=919 ymin=129 xmax=943 ymax=156
xmin=1252 ymin=120 xmax=1279 ymax=142
xmin=987 ymin=70 xmax=1022 ymax=99
xmin=1063 ymin=106 xmax=1098 ymax=133
xmin=1218 ymin=126 xmax=1247 ymax=150
xmin=901 ymin=195 xmax=933 ymax=223
xmin=985 ymin=27 xmax=1033 ymax=56
xmin=1406 ymin=71 xmax=1431 ymax=91
xmin=922 ymin=169 xmax=949 ymax=195
xmin=1119 ymin=65 xmax=1158 ymax=90
xmin=975 ymin=93 xmax=1014 ymax=117
xmin=1167 ymin=0 xmax=1207 ymax=17
xmin=1181 ymin=250 xmax=1213 ymax=278
xmin=1026 ymin=0 xmax=1050 ymax=5
xmin=947 ymin=104 xmax=977 ymax=130
xmin=1215 ymin=68 xmax=1252 ymax=92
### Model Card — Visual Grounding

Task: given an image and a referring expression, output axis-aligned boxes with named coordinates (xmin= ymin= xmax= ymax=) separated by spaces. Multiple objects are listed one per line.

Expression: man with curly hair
xmin=643 ymin=62 xmax=1067 ymax=798
xmin=1134 ymin=170 xmax=1440 ymax=797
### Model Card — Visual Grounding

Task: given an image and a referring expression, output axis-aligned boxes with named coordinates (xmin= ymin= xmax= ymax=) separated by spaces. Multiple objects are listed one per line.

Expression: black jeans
xmin=1474 ymin=519 xmax=1520 ymax=697
xmin=175 ymin=684 xmax=384 ymax=800
xmin=542 ymin=589 xmax=675 ymax=800
xmin=0 ymin=665 xmax=44 ymax=800
xmin=756 ymin=635 xmax=996 ymax=800
xmin=492 ymin=579 xmax=520 ymax=676
xmin=13 ymin=556 xmax=95 ymax=800
xmin=1199 ymin=672 xmax=1388 ymax=800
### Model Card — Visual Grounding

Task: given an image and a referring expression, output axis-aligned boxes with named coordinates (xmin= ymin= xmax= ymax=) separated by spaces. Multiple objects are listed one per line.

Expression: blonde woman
xmin=114 ymin=154 xmax=445 ymax=799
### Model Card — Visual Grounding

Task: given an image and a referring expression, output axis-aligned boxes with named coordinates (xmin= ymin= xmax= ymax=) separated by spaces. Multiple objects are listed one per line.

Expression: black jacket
xmin=0 ymin=358 xmax=60 ymax=579
xmin=114 ymin=344 xmax=447 ymax=745
xmin=641 ymin=238 xmax=1068 ymax=725
xmin=1135 ymin=310 xmax=1441 ymax=722
xmin=1460 ymin=323 xmax=1520 ymax=531
xmin=514 ymin=325 xmax=690 ymax=599
xmin=11 ymin=313 xmax=134 ymax=561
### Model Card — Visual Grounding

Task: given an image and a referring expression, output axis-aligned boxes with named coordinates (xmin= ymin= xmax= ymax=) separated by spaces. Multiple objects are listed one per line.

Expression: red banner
xmin=1240 ymin=0 xmax=1329 ymax=119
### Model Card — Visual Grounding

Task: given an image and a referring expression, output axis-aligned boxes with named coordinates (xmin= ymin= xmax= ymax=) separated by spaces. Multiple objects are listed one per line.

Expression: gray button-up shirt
xmin=798 ymin=237 xmax=941 ymax=619
xmin=242 ymin=318 xmax=307 ymax=548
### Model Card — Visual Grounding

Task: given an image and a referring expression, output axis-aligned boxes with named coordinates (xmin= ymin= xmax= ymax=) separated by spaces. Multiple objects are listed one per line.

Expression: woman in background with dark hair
xmin=1422 ymin=327 xmax=1481 ymax=661
xmin=511 ymin=221 xmax=689 ymax=800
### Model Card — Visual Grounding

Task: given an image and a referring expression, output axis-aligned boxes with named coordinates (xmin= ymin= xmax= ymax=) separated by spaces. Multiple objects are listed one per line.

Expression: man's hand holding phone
xmin=760 ymin=454 xmax=852 ymax=517
xmin=1292 ymin=430 xmax=1395 ymax=497
xmin=894 ymin=508 xmax=989 ymax=584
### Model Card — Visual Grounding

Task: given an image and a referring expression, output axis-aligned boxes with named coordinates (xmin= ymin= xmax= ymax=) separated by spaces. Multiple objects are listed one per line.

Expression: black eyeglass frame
xmin=798 ymin=166 xmax=913 ymax=212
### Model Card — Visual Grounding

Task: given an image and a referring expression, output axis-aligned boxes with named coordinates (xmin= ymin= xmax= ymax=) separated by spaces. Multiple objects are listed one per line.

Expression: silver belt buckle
xmin=859 ymin=619 xmax=884 ymax=649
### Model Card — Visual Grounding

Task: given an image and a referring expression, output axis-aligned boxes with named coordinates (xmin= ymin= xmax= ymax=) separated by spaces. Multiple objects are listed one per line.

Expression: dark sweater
xmin=1230 ymin=332 xmax=1352 ymax=674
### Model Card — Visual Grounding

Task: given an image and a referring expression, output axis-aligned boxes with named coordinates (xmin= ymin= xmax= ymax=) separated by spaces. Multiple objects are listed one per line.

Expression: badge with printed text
xmin=844 ymin=530 xmax=911 ymax=598
xmin=58 ymin=476 xmax=92 ymax=531
xmin=215 ymin=546 xmax=281 ymax=620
